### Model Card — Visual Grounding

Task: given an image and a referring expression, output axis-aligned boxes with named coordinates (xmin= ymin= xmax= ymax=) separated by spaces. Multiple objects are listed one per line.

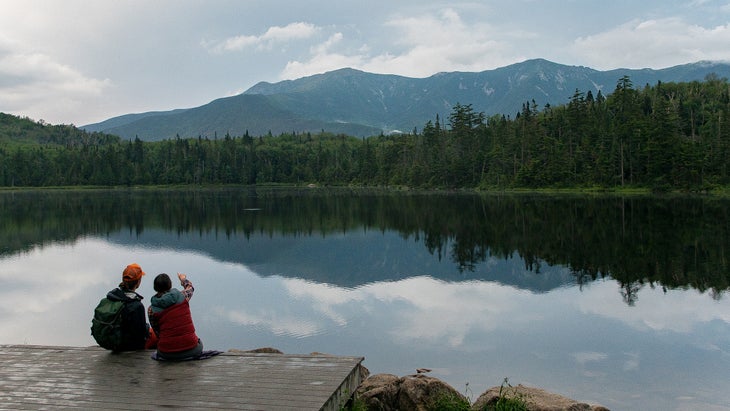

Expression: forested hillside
xmin=83 ymin=59 xmax=730 ymax=140
xmin=2 ymin=75 xmax=730 ymax=191
xmin=0 ymin=113 xmax=119 ymax=148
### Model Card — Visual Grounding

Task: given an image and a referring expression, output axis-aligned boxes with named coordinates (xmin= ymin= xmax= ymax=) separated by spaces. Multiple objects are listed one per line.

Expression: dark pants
xmin=157 ymin=339 xmax=203 ymax=360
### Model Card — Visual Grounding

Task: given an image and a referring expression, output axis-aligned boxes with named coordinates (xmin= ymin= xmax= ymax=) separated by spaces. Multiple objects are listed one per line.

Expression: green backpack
xmin=91 ymin=297 xmax=126 ymax=350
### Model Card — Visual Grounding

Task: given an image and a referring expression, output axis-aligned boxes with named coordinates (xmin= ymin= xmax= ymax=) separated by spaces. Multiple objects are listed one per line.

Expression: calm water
xmin=1 ymin=188 xmax=729 ymax=410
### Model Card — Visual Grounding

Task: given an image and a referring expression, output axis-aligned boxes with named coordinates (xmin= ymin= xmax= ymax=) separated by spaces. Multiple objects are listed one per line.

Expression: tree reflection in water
xmin=1 ymin=188 xmax=729 ymax=304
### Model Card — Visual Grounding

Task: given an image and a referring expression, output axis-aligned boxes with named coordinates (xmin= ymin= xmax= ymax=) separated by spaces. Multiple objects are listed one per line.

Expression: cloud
xmin=622 ymin=352 xmax=640 ymax=371
xmin=207 ymin=22 xmax=320 ymax=53
xmin=572 ymin=351 xmax=608 ymax=365
xmin=573 ymin=18 xmax=730 ymax=69
xmin=280 ymin=32 xmax=365 ymax=79
xmin=275 ymin=275 xmax=537 ymax=348
xmin=219 ymin=307 xmax=323 ymax=338
xmin=0 ymin=239 xmax=131 ymax=345
xmin=0 ymin=35 xmax=110 ymax=124
xmin=279 ymin=8 xmax=526 ymax=80
xmin=575 ymin=280 xmax=730 ymax=334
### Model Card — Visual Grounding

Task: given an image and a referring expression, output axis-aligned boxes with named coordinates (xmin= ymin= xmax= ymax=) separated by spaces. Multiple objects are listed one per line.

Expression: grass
xmin=428 ymin=391 xmax=472 ymax=411
xmin=340 ymin=395 xmax=368 ymax=411
xmin=481 ymin=378 xmax=529 ymax=411
xmin=342 ymin=378 xmax=531 ymax=411
xmin=425 ymin=379 xmax=529 ymax=411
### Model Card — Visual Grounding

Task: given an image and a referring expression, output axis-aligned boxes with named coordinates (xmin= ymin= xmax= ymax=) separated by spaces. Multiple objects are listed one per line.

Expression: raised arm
xmin=177 ymin=272 xmax=195 ymax=301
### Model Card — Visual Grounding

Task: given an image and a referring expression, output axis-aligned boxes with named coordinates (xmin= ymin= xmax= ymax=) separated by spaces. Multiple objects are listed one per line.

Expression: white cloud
xmin=279 ymin=8 xmax=526 ymax=80
xmin=262 ymin=22 xmax=319 ymax=43
xmin=622 ymin=352 xmax=640 ymax=371
xmin=220 ymin=307 xmax=323 ymax=338
xmin=274 ymin=275 xmax=538 ymax=349
xmin=4 ymin=1 xmax=730 ymax=125
xmin=0 ymin=35 xmax=110 ymax=124
xmin=573 ymin=18 xmax=730 ymax=69
xmin=0 ymin=239 xmax=135 ymax=345
xmin=207 ymin=22 xmax=320 ymax=53
xmin=575 ymin=280 xmax=730 ymax=333
xmin=280 ymin=32 xmax=364 ymax=79
xmin=572 ymin=351 xmax=608 ymax=365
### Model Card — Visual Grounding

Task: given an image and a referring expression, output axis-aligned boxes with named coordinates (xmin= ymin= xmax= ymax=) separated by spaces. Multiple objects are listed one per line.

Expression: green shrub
xmin=482 ymin=379 xmax=529 ymax=411
xmin=428 ymin=390 xmax=471 ymax=411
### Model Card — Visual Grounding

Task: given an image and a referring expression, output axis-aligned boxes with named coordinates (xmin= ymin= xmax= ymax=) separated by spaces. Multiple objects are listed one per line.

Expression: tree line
xmin=2 ymin=75 xmax=730 ymax=190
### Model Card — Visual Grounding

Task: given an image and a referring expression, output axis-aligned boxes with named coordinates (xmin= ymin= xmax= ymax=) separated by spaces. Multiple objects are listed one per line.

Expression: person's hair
xmin=153 ymin=273 xmax=172 ymax=293
xmin=119 ymin=278 xmax=141 ymax=291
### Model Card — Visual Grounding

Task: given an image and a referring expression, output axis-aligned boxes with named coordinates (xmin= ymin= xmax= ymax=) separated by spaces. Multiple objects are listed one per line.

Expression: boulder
xmin=471 ymin=384 xmax=610 ymax=411
xmin=356 ymin=373 xmax=468 ymax=411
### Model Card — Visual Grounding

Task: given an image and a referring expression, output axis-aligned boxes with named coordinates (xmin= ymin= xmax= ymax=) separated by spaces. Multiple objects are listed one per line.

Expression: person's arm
xmin=129 ymin=301 xmax=149 ymax=348
xmin=177 ymin=273 xmax=194 ymax=301
xmin=148 ymin=305 xmax=160 ymax=337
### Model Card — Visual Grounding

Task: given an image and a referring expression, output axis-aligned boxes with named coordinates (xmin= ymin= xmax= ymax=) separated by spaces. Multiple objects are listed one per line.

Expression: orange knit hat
xmin=123 ymin=263 xmax=145 ymax=282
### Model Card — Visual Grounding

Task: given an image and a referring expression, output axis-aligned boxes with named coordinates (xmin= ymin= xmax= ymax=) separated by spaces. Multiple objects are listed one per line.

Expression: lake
xmin=1 ymin=188 xmax=729 ymax=410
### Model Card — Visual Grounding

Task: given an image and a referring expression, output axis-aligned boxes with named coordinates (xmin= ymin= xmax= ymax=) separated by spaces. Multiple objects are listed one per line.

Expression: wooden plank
xmin=0 ymin=345 xmax=364 ymax=410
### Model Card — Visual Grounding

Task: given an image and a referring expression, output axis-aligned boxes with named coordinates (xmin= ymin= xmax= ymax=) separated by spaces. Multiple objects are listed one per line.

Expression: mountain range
xmin=82 ymin=58 xmax=730 ymax=141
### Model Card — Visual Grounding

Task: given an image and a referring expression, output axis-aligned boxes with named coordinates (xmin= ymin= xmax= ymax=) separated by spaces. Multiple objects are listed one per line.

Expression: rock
xmin=356 ymin=374 xmax=401 ymax=410
xmin=471 ymin=384 xmax=610 ymax=411
xmin=356 ymin=373 xmax=468 ymax=411
xmin=359 ymin=364 xmax=371 ymax=380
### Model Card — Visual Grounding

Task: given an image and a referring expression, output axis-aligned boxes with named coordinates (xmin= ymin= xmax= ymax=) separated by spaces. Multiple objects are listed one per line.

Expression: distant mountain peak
xmin=83 ymin=59 xmax=730 ymax=141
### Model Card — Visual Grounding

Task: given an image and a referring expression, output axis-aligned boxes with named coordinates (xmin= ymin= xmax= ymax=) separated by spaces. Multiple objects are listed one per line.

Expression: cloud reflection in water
xmin=1 ymin=237 xmax=730 ymax=411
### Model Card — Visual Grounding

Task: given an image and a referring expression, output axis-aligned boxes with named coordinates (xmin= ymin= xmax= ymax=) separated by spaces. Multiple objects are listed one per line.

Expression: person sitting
xmin=148 ymin=272 xmax=203 ymax=360
xmin=103 ymin=263 xmax=157 ymax=351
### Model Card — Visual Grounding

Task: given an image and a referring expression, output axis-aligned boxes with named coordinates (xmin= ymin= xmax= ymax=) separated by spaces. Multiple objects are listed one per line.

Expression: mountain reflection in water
xmin=2 ymin=188 xmax=729 ymax=298
xmin=1 ymin=188 xmax=729 ymax=410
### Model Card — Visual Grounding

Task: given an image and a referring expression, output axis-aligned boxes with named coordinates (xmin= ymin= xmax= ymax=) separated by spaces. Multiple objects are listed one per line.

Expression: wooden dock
xmin=0 ymin=345 xmax=365 ymax=410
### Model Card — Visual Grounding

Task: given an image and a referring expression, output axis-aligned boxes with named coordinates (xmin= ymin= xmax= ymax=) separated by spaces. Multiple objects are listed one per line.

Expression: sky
xmin=2 ymin=0 xmax=730 ymax=126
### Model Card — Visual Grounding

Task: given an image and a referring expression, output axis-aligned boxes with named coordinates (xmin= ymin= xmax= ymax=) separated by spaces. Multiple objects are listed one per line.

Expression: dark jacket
xmin=106 ymin=287 xmax=149 ymax=351
xmin=149 ymin=288 xmax=199 ymax=353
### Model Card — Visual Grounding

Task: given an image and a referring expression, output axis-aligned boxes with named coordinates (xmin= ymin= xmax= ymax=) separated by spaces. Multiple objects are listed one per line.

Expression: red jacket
xmin=151 ymin=297 xmax=199 ymax=353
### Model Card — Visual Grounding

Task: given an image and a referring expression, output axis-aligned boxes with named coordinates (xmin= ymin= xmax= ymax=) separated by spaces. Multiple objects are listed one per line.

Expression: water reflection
xmin=1 ymin=189 xmax=730 ymax=410
xmin=2 ymin=188 xmax=729 ymax=299
xmin=1 ymin=237 xmax=729 ymax=410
